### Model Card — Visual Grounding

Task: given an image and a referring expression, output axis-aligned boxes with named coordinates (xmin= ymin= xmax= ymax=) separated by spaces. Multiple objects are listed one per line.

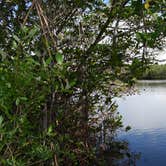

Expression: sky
xmin=103 ymin=0 xmax=109 ymax=3
xmin=156 ymin=48 xmax=166 ymax=64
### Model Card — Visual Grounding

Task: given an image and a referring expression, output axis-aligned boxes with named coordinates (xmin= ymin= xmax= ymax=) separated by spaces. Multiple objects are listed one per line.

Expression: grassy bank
xmin=141 ymin=64 xmax=166 ymax=80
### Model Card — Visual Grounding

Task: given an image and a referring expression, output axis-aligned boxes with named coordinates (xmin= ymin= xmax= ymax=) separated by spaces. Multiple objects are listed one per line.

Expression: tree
xmin=0 ymin=0 xmax=165 ymax=165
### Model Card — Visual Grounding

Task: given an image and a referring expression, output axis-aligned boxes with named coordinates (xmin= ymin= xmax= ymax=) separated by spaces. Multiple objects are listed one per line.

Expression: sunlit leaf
xmin=56 ymin=53 xmax=64 ymax=65
xmin=16 ymin=98 xmax=20 ymax=106
xmin=145 ymin=1 xmax=150 ymax=9
xmin=20 ymin=97 xmax=28 ymax=101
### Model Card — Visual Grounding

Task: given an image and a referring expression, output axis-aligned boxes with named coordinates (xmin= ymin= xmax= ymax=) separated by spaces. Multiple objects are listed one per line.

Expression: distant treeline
xmin=140 ymin=64 xmax=166 ymax=80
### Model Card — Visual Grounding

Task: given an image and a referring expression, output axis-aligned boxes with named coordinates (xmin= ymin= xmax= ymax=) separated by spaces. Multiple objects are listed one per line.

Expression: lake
xmin=117 ymin=80 xmax=166 ymax=166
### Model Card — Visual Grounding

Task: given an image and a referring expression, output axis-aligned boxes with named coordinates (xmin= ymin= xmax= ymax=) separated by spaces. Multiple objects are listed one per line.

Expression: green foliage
xmin=129 ymin=58 xmax=148 ymax=79
xmin=0 ymin=0 xmax=165 ymax=165
xmin=56 ymin=53 xmax=64 ymax=65
xmin=141 ymin=64 xmax=166 ymax=80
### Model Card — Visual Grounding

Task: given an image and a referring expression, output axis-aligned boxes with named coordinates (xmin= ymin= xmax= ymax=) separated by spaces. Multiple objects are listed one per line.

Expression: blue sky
xmin=104 ymin=0 xmax=109 ymax=3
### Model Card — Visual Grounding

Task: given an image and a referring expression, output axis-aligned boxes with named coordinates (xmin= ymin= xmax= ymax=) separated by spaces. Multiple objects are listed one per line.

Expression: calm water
xmin=117 ymin=80 xmax=166 ymax=166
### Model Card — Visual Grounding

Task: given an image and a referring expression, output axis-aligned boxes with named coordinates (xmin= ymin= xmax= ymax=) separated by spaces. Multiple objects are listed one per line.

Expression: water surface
xmin=117 ymin=80 xmax=166 ymax=166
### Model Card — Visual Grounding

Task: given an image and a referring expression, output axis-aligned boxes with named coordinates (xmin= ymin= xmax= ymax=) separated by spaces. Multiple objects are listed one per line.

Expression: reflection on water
xmin=117 ymin=80 xmax=166 ymax=166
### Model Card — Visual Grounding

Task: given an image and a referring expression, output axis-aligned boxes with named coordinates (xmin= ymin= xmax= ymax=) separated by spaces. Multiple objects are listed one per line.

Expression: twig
xmin=35 ymin=1 xmax=52 ymax=57
xmin=36 ymin=1 xmax=57 ymax=51
xmin=50 ymin=142 xmax=59 ymax=166
xmin=23 ymin=0 xmax=36 ymax=26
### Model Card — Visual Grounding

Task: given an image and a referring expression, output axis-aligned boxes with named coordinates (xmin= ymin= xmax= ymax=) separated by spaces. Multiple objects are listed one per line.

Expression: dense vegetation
xmin=0 ymin=0 xmax=165 ymax=165
xmin=141 ymin=64 xmax=166 ymax=80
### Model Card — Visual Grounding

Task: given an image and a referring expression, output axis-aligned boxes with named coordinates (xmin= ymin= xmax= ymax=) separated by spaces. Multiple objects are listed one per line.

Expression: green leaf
xmin=0 ymin=103 xmax=11 ymax=119
xmin=20 ymin=97 xmax=28 ymax=101
xmin=47 ymin=125 xmax=53 ymax=135
xmin=21 ymin=25 xmax=28 ymax=33
xmin=15 ymin=97 xmax=27 ymax=106
xmin=42 ymin=59 xmax=47 ymax=68
xmin=0 ymin=116 xmax=3 ymax=127
xmin=0 ymin=50 xmax=7 ymax=60
xmin=46 ymin=57 xmax=52 ymax=65
xmin=56 ymin=53 xmax=64 ymax=65
xmin=6 ymin=83 xmax=11 ymax=88
xmin=28 ymin=27 xmax=39 ymax=39
xmin=16 ymin=98 xmax=20 ymax=106
xmin=12 ymin=41 xmax=18 ymax=49
xmin=13 ymin=35 xmax=20 ymax=43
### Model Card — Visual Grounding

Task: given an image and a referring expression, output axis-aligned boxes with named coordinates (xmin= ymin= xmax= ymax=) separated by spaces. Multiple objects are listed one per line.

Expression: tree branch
xmin=86 ymin=0 xmax=130 ymax=54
